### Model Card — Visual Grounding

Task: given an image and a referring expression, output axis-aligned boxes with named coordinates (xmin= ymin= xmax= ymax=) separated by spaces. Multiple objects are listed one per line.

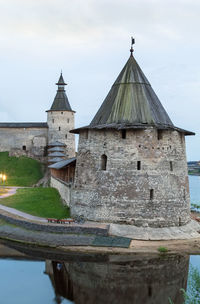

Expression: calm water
xmin=189 ymin=175 xmax=200 ymax=206
xmin=0 ymin=243 xmax=199 ymax=304
xmin=0 ymin=176 xmax=199 ymax=304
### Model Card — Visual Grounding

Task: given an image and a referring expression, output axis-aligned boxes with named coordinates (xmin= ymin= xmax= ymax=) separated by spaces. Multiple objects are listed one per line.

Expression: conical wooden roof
xmin=47 ymin=73 xmax=73 ymax=112
xmin=71 ymin=53 xmax=194 ymax=135
xmin=90 ymin=55 xmax=173 ymax=128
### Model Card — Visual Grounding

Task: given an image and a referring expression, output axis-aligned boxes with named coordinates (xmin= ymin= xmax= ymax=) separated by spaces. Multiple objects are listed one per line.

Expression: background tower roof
xmin=56 ymin=73 xmax=67 ymax=85
xmin=47 ymin=73 xmax=73 ymax=112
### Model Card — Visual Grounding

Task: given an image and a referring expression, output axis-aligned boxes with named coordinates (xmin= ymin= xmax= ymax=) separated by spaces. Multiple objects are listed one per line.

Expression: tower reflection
xmin=45 ymin=255 xmax=189 ymax=304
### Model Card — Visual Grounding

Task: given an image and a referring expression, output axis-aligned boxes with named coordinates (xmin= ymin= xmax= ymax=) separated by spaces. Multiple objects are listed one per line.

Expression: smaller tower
xmin=47 ymin=73 xmax=75 ymax=158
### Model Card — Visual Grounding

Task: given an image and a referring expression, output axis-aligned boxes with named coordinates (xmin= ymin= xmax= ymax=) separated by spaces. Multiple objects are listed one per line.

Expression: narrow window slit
xmin=137 ymin=161 xmax=141 ymax=170
xmin=170 ymin=161 xmax=173 ymax=171
xmin=121 ymin=130 xmax=126 ymax=139
xmin=148 ymin=286 xmax=152 ymax=297
xmin=59 ymin=126 xmax=61 ymax=131
xmin=157 ymin=130 xmax=163 ymax=140
xmin=22 ymin=145 xmax=26 ymax=151
xmin=101 ymin=154 xmax=107 ymax=171
xmin=150 ymin=189 xmax=154 ymax=200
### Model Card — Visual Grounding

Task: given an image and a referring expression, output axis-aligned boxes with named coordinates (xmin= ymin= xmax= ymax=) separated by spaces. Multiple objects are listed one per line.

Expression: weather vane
xmin=130 ymin=37 xmax=135 ymax=56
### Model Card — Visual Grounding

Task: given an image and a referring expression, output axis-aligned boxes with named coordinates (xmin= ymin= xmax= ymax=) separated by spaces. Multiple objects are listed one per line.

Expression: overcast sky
xmin=0 ymin=0 xmax=199 ymax=160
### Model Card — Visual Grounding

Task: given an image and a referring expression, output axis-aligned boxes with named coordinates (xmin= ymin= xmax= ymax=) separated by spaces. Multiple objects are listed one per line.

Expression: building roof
xmin=48 ymin=141 xmax=66 ymax=147
xmin=71 ymin=53 xmax=194 ymax=136
xmin=48 ymin=152 xmax=66 ymax=157
xmin=0 ymin=122 xmax=48 ymax=128
xmin=47 ymin=73 xmax=73 ymax=112
xmin=56 ymin=73 xmax=66 ymax=85
xmin=48 ymin=157 xmax=76 ymax=169
xmin=48 ymin=157 xmax=64 ymax=163
xmin=48 ymin=147 xmax=65 ymax=152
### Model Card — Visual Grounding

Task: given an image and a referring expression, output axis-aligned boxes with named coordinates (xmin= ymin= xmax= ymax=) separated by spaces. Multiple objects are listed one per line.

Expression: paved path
xmin=110 ymin=220 xmax=200 ymax=240
xmin=0 ymin=204 xmax=47 ymax=222
xmin=0 ymin=187 xmax=17 ymax=198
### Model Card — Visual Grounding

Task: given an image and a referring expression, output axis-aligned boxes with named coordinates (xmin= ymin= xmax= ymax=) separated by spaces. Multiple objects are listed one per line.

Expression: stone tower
xmin=71 ymin=49 xmax=194 ymax=228
xmin=47 ymin=73 xmax=75 ymax=158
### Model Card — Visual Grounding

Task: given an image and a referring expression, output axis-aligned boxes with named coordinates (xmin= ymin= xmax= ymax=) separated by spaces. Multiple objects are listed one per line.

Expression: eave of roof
xmin=70 ymin=124 xmax=195 ymax=136
xmin=0 ymin=122 xmax=48 ymax=128
xmin=48 ymin=157 xmax=76 ymax=169
xmin=48 ymin=147 xmax=65 ymax=152
xmin=48 ymin=141 xmax=66 ymax=147
xmin=48 ymin=157 xmax=64 ymax=163
xmin=48 ymin=152 xmax=66 ymax=157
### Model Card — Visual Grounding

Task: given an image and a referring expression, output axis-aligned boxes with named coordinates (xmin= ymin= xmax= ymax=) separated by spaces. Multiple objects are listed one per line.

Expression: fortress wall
xmin=50 ymin=176 xmax=71 ymax=206
xmin=0 ymin=127 xmax=48 ymax=157
xmin=47 ymin=111 xmax=75 ymax=158
xmin=71 ymin=128 xmax=190 ymax=227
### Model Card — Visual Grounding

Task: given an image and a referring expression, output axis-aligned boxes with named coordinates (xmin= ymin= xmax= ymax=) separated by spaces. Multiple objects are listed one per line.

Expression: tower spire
xmin=56 ymin=72 xmax=67 ymax=89
xmin=47 ymin=72 xmax=73 ymax=111
xmin=130 ymin=37 xmax=135 ymax=56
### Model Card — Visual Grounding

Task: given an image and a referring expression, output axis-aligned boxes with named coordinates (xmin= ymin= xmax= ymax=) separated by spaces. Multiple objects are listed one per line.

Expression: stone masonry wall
xmin=47 ymin=111 xmax=75 ymax=158
xmin=71 ymin=128 xmax=190 ymax=228
xmin=0 ymin=127 xmax=48 ymax=158
xmin=51 ymin=176 xmax=71 ymax=206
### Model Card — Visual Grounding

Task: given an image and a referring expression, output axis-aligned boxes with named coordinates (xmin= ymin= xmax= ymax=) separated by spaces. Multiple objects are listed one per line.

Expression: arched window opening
xmin=150 ymin=189 xmax=154 ymax=200
xmin=157 ymin=130 xmax=163 ymax=140
xmin=121 ymin=130 xmax=126 ymax=139
xmin=22 ymin=145 xmax=26 ymax=151
xmin=101 ymin=154 xmax=107 ymax=171
xmin=137 ymin=161 xmax=141 ymax=170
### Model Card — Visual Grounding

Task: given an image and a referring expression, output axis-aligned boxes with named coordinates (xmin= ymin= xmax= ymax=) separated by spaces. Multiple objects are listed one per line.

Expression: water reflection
xmin=45 ymin=255 xmax=188 ymax=304
xmin=0 ymin=242 xmax=189 ymax=304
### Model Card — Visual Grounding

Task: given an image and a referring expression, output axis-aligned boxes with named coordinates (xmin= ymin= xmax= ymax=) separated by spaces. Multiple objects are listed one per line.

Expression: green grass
xmin=157 ymin=246 xmax=168 ymax=253
xmin=0 ymin=188 xmax=70 ymax=219
xmin=0 ymin=152 xmax=43 ymax=186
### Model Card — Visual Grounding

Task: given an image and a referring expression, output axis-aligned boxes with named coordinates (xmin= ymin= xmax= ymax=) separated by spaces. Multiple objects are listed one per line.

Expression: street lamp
xmin=2 ymin=175 xmax=6 ymax=183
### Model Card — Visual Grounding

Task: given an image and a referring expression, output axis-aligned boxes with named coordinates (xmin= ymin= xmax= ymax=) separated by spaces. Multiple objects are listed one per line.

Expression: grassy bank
xmin=0 ymin=188 xmax=69 ymax=219
xmin=0 ymin=152 xmax=43 ymax=186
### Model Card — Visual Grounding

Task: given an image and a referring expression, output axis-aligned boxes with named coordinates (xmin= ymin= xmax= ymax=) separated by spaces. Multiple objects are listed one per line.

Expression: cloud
xmin=0 ymin=0 xmax=200 ymax=159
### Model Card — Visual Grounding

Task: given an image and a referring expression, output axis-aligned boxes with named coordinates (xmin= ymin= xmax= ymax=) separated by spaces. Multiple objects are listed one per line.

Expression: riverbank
xmin=0 ymin=209 xmax=200 ymax=255
xmin=1 ymin=231 xmax=200 ymax=256
xmin=0 ymin=185 xmax=200 ymax=254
